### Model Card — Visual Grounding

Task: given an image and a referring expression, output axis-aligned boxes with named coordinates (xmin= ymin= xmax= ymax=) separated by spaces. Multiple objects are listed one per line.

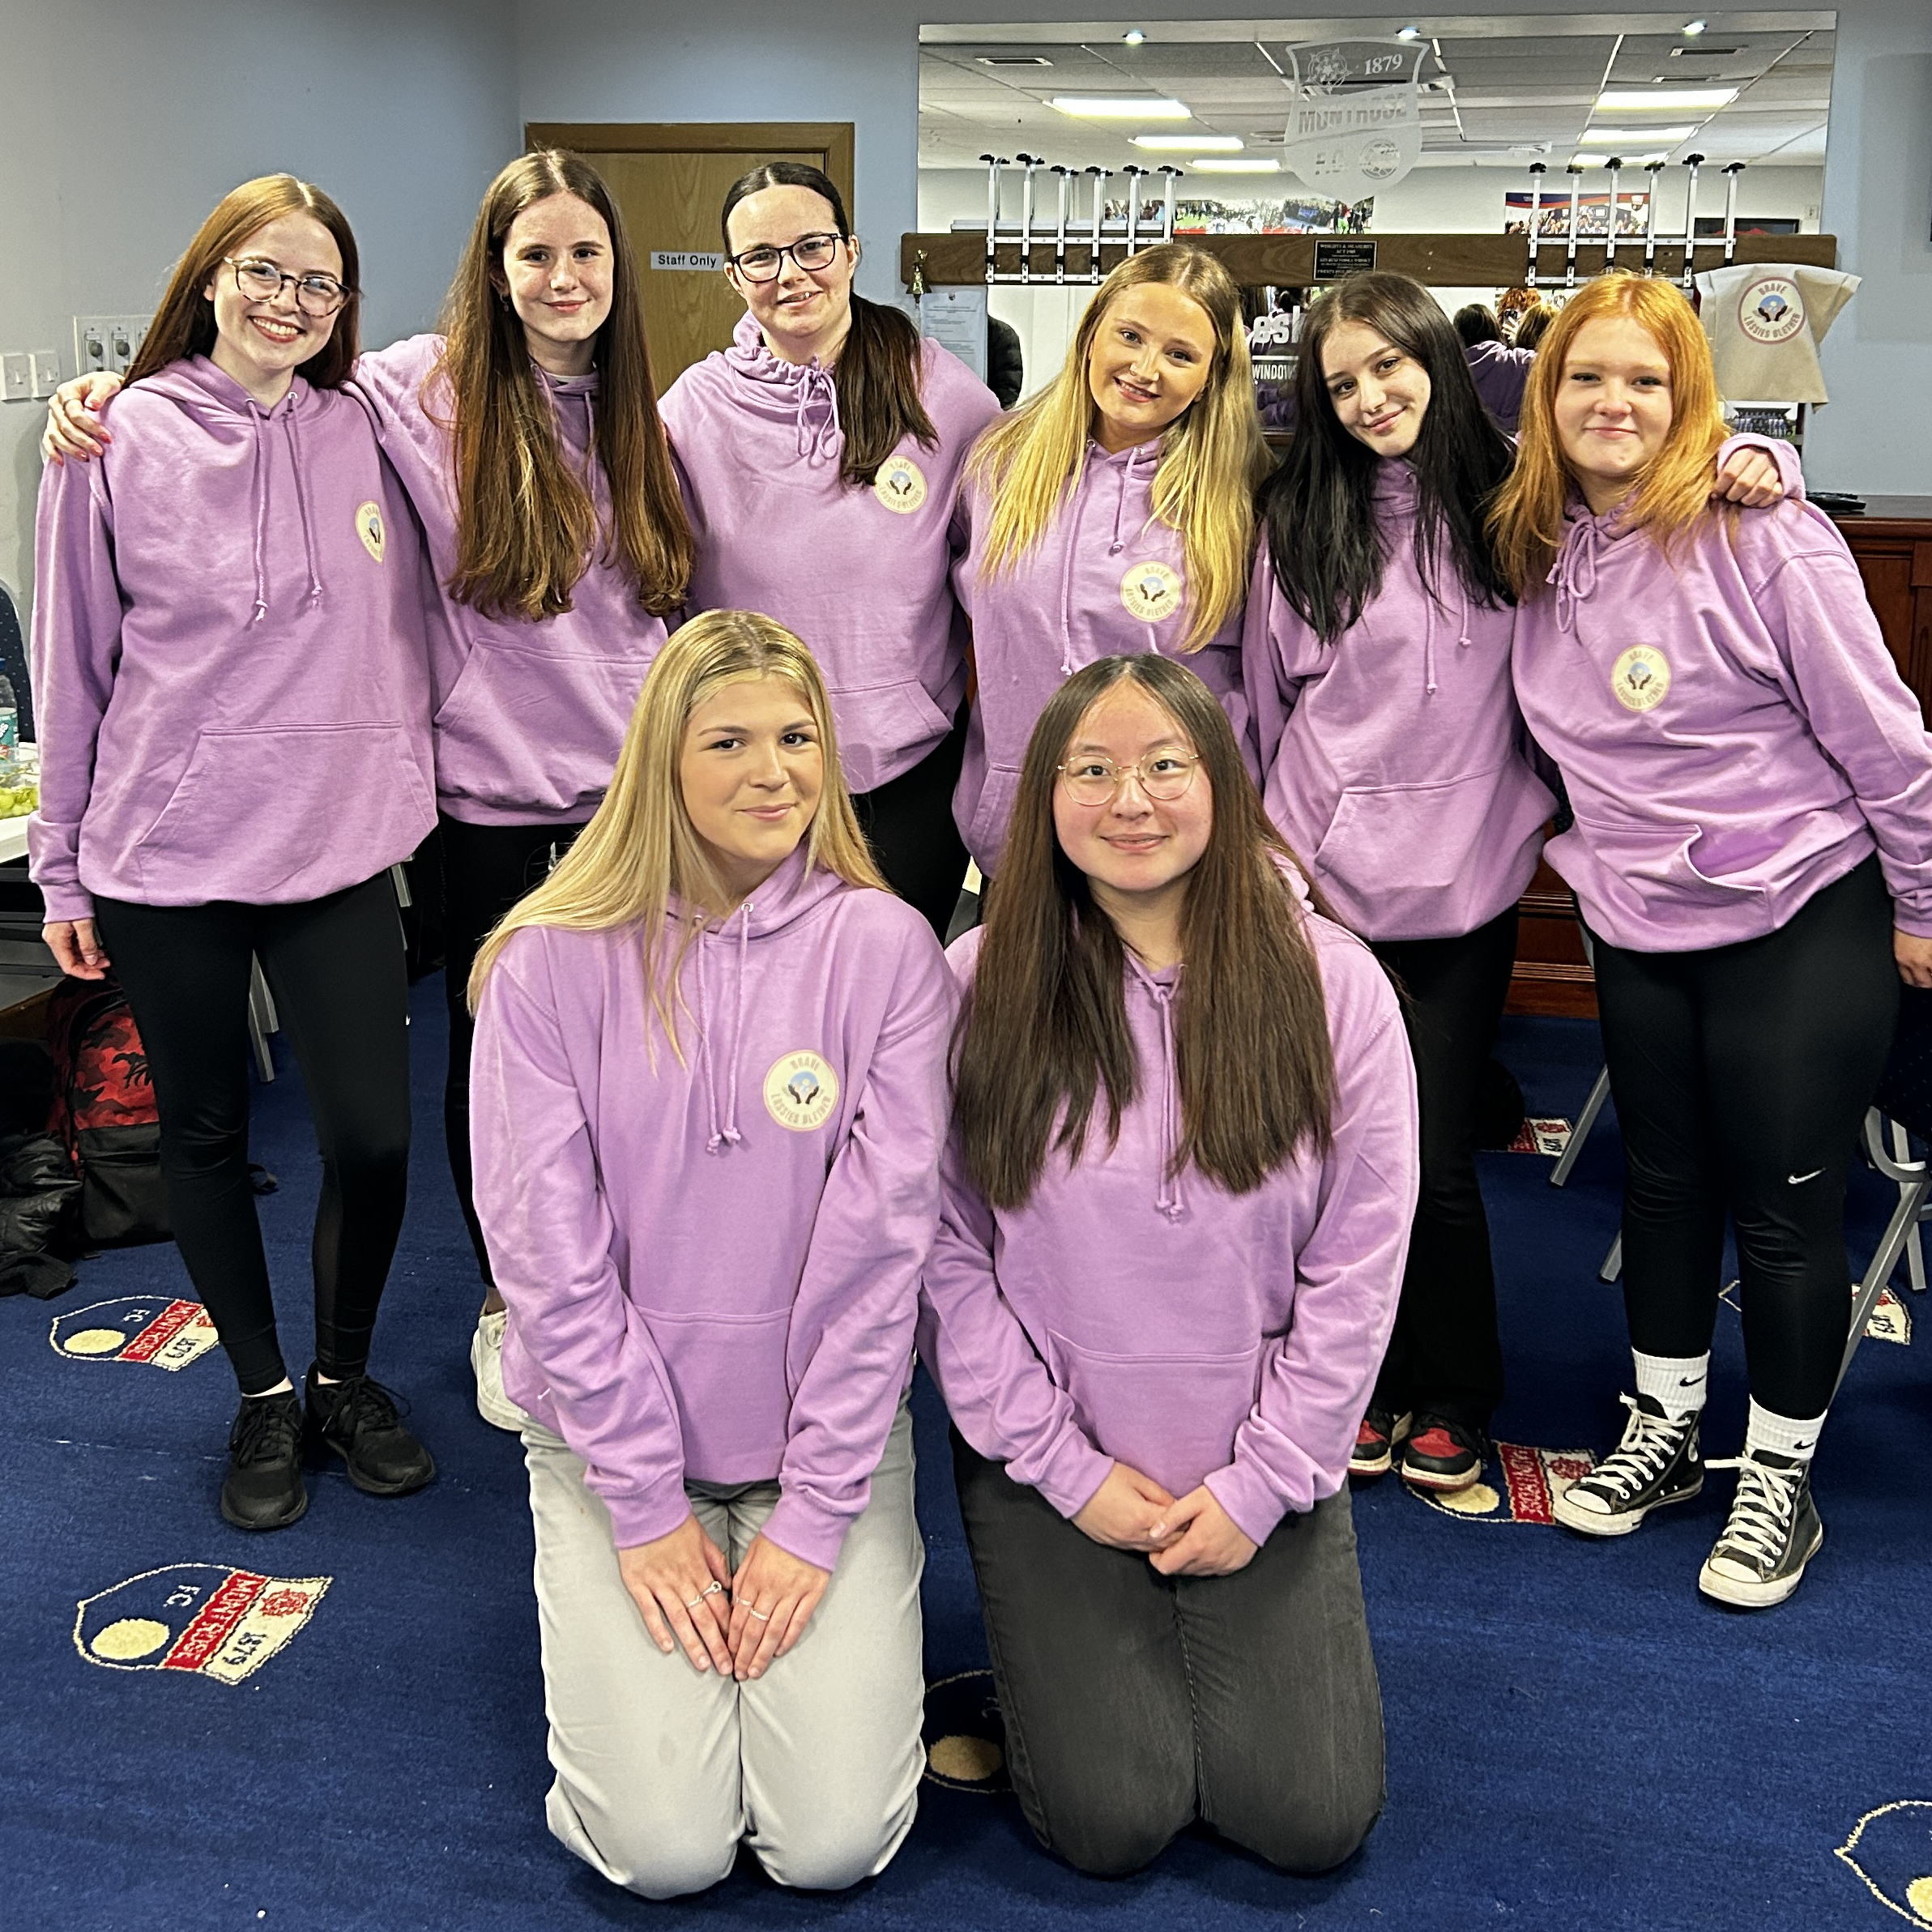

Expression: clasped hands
xmin=1072 ymin=1461 xmax=1259 ymax=1576
xmin=616 ymin=1514 xmax=830 ymax=1681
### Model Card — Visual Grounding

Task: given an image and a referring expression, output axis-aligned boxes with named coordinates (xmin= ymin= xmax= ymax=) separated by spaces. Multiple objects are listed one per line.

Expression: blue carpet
xmin=2 ymin=984 xmax=1928 ymax=1932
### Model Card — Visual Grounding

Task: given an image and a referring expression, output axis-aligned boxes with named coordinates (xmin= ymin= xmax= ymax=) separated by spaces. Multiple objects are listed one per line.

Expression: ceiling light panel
xmin=1050 ymin=96 xmax=1191 ymax=118
xmin=1190 ymin=158 xmax=1281 ymax=172
xmin=1597 ymin=87 xmax=1739 ymax=110
xmin=1579 ymin=126 xmax=1696 ymax=143
xmin=1132 ymin=134 xmax=1240 ymax=150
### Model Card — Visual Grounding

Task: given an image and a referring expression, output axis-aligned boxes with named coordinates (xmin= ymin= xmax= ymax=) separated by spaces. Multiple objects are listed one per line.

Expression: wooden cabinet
xmin=1505 ymin=497 xmax=1932 ymax=1017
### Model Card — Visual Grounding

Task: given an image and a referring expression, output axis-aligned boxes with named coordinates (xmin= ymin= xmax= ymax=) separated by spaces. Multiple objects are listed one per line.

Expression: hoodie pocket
xmin=1046 ymin=1328 xmax=1262 ymax=1497
xmin=1570 ymin=813 xmax=1767 ymax=911
xmin=831 ymin=678 xmax=954 ymax=790
xmin=964 ymin=765 xmax=1023 ymax=876
xmin=137 ymin=724 xmax=433 ymax=898
xmin=1313 ymin=765 xmax=1545 ymax=934
xmin=641 ymin=1306 xmax=792 ymax=1478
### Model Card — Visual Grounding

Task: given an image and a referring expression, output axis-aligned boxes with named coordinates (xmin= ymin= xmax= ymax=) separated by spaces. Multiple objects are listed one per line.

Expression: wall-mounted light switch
xmin=2 ymin=354 xmax=30 ymax=403
xmin=30 ymin=351 xmax=62 ymax=399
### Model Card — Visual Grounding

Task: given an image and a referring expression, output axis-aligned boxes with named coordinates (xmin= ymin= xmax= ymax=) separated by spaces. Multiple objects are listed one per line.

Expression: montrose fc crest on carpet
xmin=1835 ymin=1800 xmax=1932 ymax=1926
xmin=1417 ymin=1443 xmax=1598 ymax=1525
xmin=75 ymin=1564 xmax=329 ymax=1683
xmin=50 ymin=1296 xmax=220 ymax=1370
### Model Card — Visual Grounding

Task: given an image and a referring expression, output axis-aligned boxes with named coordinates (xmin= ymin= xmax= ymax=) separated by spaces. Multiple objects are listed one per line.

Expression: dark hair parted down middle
xmin=953 ymin=656 xmax=1337 ymax=1210
xmin=721 ymin=160 xmax=937 ymax=489
xmin=1260 ymin=270 xmax=1516 ymax=644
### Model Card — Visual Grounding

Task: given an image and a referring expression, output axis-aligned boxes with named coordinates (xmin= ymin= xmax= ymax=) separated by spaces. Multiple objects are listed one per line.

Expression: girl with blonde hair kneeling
xmin=468 ymin=612 xmax=954 ymax=1895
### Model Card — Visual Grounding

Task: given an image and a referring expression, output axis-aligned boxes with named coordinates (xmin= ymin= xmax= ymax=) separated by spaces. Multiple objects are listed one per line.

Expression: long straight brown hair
xmin=721 ymin=161 xmax=937 ymax=489
xmin=128 ymin=175 xmax=360 ymax=390
xmin=953 ymin=655 xmax=1337 ymax=1210
xmin=437 ymin=149 xmax=693 ymax=621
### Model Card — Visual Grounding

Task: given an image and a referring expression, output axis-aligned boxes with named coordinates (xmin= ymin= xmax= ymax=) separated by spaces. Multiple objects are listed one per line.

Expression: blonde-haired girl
xmin=468 ymin=612 xmax=953 ymax=1897
xmin=1492 ymin=274 xmax=1932 ymax=1608
xmin=952 ymin=244 xmax=1270 ymax=876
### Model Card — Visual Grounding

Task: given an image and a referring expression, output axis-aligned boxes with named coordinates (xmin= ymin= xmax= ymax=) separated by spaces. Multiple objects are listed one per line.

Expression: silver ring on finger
xmin=700 ymin=1580 xmax=724 ymax=1597
xmin=747 ymin=1606 xmax=771 ymax=1622
xmin=685 ymin=1593 xmax=706 ymax=1609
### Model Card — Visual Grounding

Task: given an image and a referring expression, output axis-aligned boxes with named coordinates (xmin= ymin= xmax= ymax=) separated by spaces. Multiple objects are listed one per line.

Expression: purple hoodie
xmin=1465 ymin=340 xmax=1535 ymax=434
xmin=469 ymin=846 xmax=956 ymax=1570
xmin=349 ymin=335 xmax=668 ymax=826
xmin=659 ymin=313 xmax=1002 ymax=796
xmin=916 ymin=892 xmax=1418 ymax=1546
xmin=1243 ymin=463 xmax=1555 ymax=941
xmin=29 ymin=358 xmax=435 ymax=923
xmin=1513 ymin=494 xmax=1932 ymax=951
xmin=950 ymin=442 xmax=1254 ymax=876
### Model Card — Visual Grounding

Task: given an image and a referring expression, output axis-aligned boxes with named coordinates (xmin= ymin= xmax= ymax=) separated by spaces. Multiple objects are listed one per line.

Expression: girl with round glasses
xmin=49 ymin=149 xmax=693 ymax=1431
xmin=32 ymin=175 xmax=437 ymax=1531
xmin=469 ymin=613 xmax=952 ymax=1897
xmin=1244 ymin=271 xmax=1791 ymax=1498
xmin=949 ymin=244 xmax=1268 ymax=885
xmin=919 ymin=652 xmax=1417 ymax=1879
xmin=659 ymin=161 xmax=1002 ymax=939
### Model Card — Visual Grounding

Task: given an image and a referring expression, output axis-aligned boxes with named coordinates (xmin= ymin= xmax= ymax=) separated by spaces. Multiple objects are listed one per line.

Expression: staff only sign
xmin=1282 ymin=38 xmax=1426 ymax=205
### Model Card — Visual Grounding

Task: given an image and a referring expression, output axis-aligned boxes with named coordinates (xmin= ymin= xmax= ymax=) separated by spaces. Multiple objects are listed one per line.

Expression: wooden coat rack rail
xmin=899 ymin=230 xmax=1838 ymax=292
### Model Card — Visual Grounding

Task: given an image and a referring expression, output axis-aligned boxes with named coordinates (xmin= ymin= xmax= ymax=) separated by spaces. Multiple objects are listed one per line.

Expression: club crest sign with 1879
xmin=1282 ymin=40 xmax=1426 ymax=205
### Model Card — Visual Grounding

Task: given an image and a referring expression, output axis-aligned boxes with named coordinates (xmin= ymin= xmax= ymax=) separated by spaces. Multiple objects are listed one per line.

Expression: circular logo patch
xmin=355 ymin=501 xmax=386 ymax=562
xmin=1120 ymin=560 xmax=1183 ymax=623
xmin=873 ymin=457 xmax=928 ymax=514
xmin=763 ymin=1050 xmax=839 ymax=1132
xmin=1738 ymin=275 xmax=1805 ymax=346
xmin=1610 ymin=645 xmax=1670 ymax=713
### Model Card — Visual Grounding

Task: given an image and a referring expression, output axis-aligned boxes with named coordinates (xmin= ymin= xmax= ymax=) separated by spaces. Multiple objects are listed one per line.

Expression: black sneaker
xmin=305 ymin=1367 xmax=436 ymax=1497
xmin=1399 ymin=1414 xmax=1489 ymax=1494
xmin=222 ymin=1389 xmax=309 ymax=1531
xmin=1350 ymin=1406 xmax=1411 ymax=1480
xmin=1698 ymin=1450 xmax=1823 ymax=1609
xmin=1553 ymin=1392 xmax=1702 ymax=1537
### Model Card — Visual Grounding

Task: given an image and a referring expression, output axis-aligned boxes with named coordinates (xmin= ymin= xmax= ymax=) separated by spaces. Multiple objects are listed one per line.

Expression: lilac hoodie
xmin=916 ymin=893 xmax=1418 ymax=1546
xmin=659 ymin=313 xmax=1002 ymax=795
xmin=29 ymin=358 xmax=435 ymax=923
xmin=1243 ymin=462 xmax=1554 ymax=941
xmin=469 ymin=846 xmax=956 ymax=1569
xmin=350 ymin=335 xmax=668 ymax=826
xmin=950 ymin=442 xmax=1253 ymax=876
xmin=1513 ymin=494 xmax=1932 ymax=951
xmin=1465 ymin=340 xmax=1535 ymax=434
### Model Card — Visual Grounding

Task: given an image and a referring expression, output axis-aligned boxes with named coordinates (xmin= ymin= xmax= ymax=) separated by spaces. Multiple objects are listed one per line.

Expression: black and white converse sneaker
xmin=1552 ymin=1392 xmax=1703 ymax=1537
xmin=1697 ymin=1450 xmax=1823 ymax=1609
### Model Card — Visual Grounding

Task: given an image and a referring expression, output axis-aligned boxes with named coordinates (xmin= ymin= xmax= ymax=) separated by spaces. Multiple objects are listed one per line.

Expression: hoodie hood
xmin=725 ymin=309 xmax=843 ymax=466
xmin=1547 ymin=493 xmax=1639 ymax=633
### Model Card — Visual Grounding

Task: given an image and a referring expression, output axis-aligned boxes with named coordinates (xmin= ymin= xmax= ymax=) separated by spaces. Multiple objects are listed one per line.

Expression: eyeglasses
xmin=727 ymin=233 xmax=845 ymax=284
xmin=222 ymin=257 xmax=352 ymax=318
xmin=1056 ymin=751 xmax=1201 ymax=807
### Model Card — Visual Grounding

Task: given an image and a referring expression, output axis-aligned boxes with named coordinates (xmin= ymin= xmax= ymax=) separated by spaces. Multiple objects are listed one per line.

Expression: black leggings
xmin=95 ymin=876 xmax=412 ymax=1394
xmin=1369 ymin=905 xmax=1518 ymax=1428
xmin=439 ymin=815 xmax=587 ymax=1282
xmin=1592 ymin=856 xmax=1898 ymax=1419
xmin=851 ymin=709 xmax=970 ymax=941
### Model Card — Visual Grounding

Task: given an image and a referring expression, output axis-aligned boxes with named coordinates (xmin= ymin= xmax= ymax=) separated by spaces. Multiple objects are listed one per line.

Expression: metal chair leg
xmin=1599 ymin=1230 xmax=1623 ymax=1283
xmin=247 ymin=956 xmax=277 ymax=1083
xmin=1550 ymin=1065 xmax=1610 ymax=1188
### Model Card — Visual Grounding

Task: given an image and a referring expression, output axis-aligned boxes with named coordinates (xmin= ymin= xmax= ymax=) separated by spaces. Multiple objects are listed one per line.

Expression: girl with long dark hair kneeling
xmin=918 ymin=655 xmax=1418 ymax=1877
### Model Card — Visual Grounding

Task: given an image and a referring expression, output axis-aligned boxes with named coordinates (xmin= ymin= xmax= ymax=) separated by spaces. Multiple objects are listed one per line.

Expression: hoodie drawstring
xmin=282 ymin=404 xmax=323 ymax=609
xmin=247 ymin=420 xmax=271 ymax=625
xmin=1549 ymin=514 xmax=1605 ymax=634
xmin=1147 ymin=979 xmax=1186 ymax=1221
xmin=793 ymin=363 xmax=841 ymax=467
xmin=696 ymin=903 xmax=752 ymax=1154
xmin=1056 ymin=450 xmax=1091 ymax=676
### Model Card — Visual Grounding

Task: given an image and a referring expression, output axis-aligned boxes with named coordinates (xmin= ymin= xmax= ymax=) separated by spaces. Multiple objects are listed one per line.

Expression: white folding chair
xmin=1838 ymin=1108 xmax=1930 ymax=1395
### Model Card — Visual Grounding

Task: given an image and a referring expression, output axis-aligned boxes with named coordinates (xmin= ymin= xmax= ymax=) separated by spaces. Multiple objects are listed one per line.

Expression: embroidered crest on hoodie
xmin=1610 ymin=644 xmax=1670 ymax=712
xmin=764 ymin=1050 xmax=839 ymax=1131
xmin=1120 ymin=560 xmax=1182 ymax=623
xmin=355 ymin=501 xmax=385 ymax=562
xmin=873 ymin=456 xmax=928 ymax=514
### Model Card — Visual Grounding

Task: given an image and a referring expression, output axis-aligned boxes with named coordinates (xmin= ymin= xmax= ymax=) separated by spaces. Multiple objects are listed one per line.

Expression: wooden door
xmin=526 ymin=122 xmax=855 ymax=393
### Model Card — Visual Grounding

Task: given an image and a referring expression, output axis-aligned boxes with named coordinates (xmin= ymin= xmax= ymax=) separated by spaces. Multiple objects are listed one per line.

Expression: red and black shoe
xmin=1350 ymin=1406 xmax=1412 ymax=1480
xmin=1399 ymin=1414 xmax=1489 ymax=1494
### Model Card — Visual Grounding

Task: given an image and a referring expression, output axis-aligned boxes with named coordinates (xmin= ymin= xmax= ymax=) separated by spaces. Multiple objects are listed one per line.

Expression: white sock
xmin=1633 ymin=1350 xmax=1709 ymax=1422
xmin=1745 ymin=1399 xmax=1825 ymax=1465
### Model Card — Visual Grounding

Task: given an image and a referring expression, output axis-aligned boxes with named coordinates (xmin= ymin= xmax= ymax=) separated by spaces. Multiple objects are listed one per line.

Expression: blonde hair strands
xmin=1487 ymin=272 xmax=1733 ymax=596
xmin=467 ymin=612 xmax=885 ymax=1056
xmin=966 ymin=245 xmax=1269 ymax=649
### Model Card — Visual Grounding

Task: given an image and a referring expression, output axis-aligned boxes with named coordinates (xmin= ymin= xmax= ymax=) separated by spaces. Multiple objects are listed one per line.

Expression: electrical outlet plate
xmin=29 ymin=352 xmax=61 ymax=399
xmin=1 ymin=354 xmax=29 ymax=403
xmin=73 ymin=314 xmax=151 ymax=377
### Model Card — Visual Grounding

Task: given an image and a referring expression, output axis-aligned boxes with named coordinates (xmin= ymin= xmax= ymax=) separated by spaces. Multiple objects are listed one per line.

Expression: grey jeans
xmin=953 ymin=1432 xmax=1386 ymax=1878
xmin=523 ymin=1402 xmax=924 ymax=1899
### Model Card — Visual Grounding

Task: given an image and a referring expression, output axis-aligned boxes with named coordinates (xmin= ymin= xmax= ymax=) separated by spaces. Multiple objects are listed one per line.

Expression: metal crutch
xmin=1563 ymin=162 xmax=1584 ymax=288
xmin=1642 ymin=160 xmax=1665 ymax=276
xmin=1121 ymin=164 xmax=1149 ymax=256
xmin=1158 ymin=165 xmax=1181 ymax=244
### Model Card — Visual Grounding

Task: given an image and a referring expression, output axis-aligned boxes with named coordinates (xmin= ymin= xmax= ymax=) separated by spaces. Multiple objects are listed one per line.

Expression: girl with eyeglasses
xmin=1245 ymin=271 xmax=1789 ymax=1498
xmin=32 ymin=176 xmax=437 ymax=1530
xmin=950 ymin=245 xmax=1268 ymax=884
xmin=469 ymin=612 xmax=952 ymax=1897
xmin=1491 ymin=275 xmax=1932 ymax=1608
xmin=658 ymin=162 xmax=1002 ymax=939
xmin=918 ymin=653 xmax=1417 ymax=1879
xmin=45 ymin=151 xmax=695 ymax=1434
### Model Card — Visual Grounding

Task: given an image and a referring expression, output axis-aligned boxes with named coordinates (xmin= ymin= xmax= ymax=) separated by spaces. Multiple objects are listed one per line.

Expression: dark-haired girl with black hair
xmin=919 ymin=654 xmax=1415 ymax=1879
xmin=1244 ymin=271 xmax=1789 ymax=1495
xmin=659 ymin=164 xmax=1002 ymax=936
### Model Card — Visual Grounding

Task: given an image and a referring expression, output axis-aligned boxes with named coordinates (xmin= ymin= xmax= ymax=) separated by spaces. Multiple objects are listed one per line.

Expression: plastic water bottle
xmin=0 ymin=676 xmax=16 ymax=776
